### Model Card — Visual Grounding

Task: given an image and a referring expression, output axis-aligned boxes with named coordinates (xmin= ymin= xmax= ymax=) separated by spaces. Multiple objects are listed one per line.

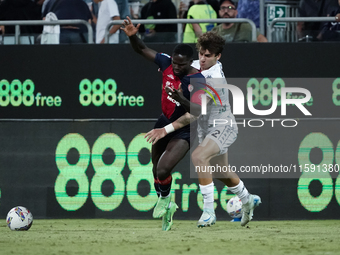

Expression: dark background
xmin=0 ymin=43 xmax=339 ymax=119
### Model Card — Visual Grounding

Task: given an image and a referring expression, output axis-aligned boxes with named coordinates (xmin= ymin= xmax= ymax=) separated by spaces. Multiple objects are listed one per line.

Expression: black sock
xmin=154 ymin=179 xmax=161 ymax=197
xmin=158 ymin=175 xmax=172 ymax=197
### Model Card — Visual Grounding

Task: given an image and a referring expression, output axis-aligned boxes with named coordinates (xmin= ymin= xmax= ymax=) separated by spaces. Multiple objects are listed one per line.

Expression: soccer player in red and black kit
xmin=121 ymin=17 xmax=205 ymax=231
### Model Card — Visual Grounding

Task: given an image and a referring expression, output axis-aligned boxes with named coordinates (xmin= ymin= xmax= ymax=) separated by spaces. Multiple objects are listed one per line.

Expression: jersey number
xmin=211 ymin=130 xmax=221 ymax=138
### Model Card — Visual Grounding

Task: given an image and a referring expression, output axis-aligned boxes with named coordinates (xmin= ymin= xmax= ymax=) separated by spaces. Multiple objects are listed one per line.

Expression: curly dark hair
xmin=196 ymin=31 xmax=226 ymax=56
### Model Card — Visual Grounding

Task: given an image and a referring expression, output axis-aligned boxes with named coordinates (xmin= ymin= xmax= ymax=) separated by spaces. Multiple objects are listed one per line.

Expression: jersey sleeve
xmin=191 ymin=60 xmax=200 ymax=70
xmin=191 ymin=90 xmax=205 ymax=105
xmin=200 ymin=62 xmax=226 ymax=101
xmin=187 ymin=73 xmax=207 ymax=106
xmin=154 ymin=53 xmax=172 ymax=72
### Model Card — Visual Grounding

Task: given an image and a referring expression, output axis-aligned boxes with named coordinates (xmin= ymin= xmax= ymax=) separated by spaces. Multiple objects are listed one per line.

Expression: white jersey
xmin=192 ymin=60 xmax=238 ymax=133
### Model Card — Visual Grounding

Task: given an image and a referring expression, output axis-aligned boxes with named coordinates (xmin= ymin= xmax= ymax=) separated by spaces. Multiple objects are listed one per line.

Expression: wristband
xmin=164 ymin=123 xmax=175 ymax=134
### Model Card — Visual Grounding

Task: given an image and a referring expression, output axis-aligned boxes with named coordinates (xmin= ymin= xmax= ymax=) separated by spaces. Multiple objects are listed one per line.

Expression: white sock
xmin=199 ymin=182 xmax=214 ymax=210
xmin=228 ymin=180 xmax=249 ymax=204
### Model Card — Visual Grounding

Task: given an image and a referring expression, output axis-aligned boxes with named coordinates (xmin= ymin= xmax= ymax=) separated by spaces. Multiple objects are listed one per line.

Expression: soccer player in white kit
xmin=145 ymin=32 xmax=261 ymax=227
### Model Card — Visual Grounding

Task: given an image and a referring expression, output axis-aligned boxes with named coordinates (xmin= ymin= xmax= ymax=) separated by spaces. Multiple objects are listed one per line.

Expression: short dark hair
xmin=196 ymin=32 xmax=225 ymax=55
xmin=219 ymin=0 xmax=236 ymax=8
xmin=173 ymin=44 xmax=194 ymax=60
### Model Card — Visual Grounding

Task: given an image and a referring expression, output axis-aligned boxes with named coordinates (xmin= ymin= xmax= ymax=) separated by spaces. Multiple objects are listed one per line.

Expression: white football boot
xmin=197 ymin=208 xmax=216 ymax=228
xmin=241 ymin=194 xmax=261 ymax=226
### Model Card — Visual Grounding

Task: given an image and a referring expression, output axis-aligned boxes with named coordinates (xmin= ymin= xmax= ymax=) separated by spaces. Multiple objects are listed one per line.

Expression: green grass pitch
xmin=1 ymin=219 xmax=339 ymax=255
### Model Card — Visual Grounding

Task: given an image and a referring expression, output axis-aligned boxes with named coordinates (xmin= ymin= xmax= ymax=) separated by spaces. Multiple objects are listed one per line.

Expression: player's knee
xmin=157 ymin=167 xmax=171 ymax=180
xmin=192 ymin=149 xmax=208 ymax=166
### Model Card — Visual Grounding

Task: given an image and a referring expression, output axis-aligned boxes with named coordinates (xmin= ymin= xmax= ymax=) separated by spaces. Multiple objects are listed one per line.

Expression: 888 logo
xmin=0 ymin=79 xmax=61 ymax=107
xmin=0 ymin=79 xmax=35 ymax=106
xmin=79 ymin=79 xmax=144 ymax=107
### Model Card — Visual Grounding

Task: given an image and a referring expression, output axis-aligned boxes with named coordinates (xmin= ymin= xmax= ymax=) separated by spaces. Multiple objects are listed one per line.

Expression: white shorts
xmin=197 ymin=123 xmax=237 ymax=155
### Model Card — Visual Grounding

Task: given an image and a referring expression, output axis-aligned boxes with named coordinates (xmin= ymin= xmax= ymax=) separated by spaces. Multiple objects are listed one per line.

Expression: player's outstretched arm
xmin=145 ymin=112 xmax=197 ymax=145
xmin=120 ymin=16 xmax=157 ymax=62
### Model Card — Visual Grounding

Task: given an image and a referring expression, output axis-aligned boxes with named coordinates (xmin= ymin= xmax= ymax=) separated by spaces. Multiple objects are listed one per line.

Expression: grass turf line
xmin=0 ymin=219 xmax=339 ymax=255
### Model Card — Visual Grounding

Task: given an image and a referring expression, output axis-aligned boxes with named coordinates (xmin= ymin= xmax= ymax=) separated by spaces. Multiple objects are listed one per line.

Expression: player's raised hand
xmin=121 ymin=16 xmax=140 ymax=37
xmin=144 ymin=128 xmax=167 ymax=145
xmin=165 ymin=84 xmax=185 ymax=103
xmin=165 ymin=85 xmax=174 ymax=95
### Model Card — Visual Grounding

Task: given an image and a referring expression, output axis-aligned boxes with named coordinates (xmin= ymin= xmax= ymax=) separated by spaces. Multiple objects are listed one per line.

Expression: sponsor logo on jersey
xmin=188 ymin=84 xmax=194 ymax=92
xmin=167 ymin=95 xmax=180 ymax=106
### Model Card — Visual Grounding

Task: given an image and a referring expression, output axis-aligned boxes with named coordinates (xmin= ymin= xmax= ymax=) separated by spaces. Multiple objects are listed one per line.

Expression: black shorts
xmin=154 ymin=114 xmax=197 ymax=145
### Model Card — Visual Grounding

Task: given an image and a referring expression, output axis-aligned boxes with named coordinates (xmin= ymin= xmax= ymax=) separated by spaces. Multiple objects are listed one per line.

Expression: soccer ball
xmin=6 ymin=206 xmax=33 ymax=231
xmin=226 ymin=196 xmax=243 ymax=219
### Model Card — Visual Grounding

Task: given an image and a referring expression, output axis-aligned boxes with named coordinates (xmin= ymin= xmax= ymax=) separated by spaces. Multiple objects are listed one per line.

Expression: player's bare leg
xmin=151 ymin=137 xmax=171 ymax=197
xmin=193 ymin=138 xmax=261 ymax=227
xmin=210 ymin=152 xmax=239 ymax=186
xmin=192 ymin=138 xmax=220 ymax=227
xmin=211 ymin=152 xmax=261 ymax=226
xmin=152 ymin=138 xmax=188 ymax=231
